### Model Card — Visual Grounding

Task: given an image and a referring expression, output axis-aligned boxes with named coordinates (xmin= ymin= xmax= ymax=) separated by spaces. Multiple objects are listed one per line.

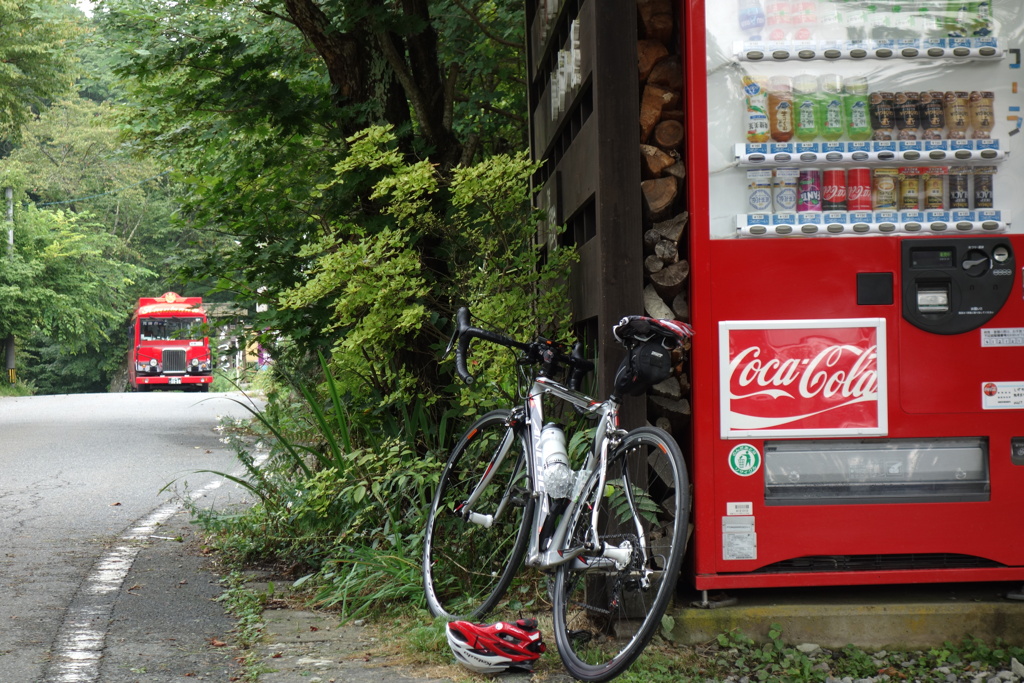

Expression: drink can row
xmin=800 ymin=168 xmax=872 ymax=211
xmin=747 ymin=168 xmax=801 ymax=212
xmin=747 ymin=166 xmax=993 ymax=214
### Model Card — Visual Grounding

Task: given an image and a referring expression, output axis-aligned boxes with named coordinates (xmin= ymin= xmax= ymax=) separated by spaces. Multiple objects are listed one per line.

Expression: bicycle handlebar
xmin=451 ymin=307 xmax=594 ymax=390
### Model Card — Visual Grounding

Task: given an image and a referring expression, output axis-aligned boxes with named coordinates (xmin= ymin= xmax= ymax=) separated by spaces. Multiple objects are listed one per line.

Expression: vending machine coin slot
xmin=902 ymin=238 xmax=1015 ymax=335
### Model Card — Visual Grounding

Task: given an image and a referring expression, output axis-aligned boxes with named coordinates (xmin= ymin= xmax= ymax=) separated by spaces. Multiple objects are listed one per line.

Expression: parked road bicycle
xmin=422 ymin=307 xmax=693 ymax=682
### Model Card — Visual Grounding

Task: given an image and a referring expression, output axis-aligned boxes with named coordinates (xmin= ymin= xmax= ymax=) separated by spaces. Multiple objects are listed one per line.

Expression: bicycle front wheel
xmin=552 ymin=426 xmax=690 ymax=683
xmin=422 ymin=409 xmax=533 ymax=620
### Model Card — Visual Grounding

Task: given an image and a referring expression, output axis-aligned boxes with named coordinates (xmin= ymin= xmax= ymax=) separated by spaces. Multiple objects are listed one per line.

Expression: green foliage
xmin=0 ymin=0 xmax=81 ymax=141
xmin=20 ymin=331 xmax=116 ymax=393
xmin=192 ymin=357 xmax=443 ymax=617
xmin=607 ymin=478 xmax=661 ymax=527
xmin=9 ymin=96 xmax=178 ymax=262
xmin=0 ymin=26 xmax=203 ymax=393
xmin=276 ymin=125 xmax=575 ymax=420
xmin=700 ymin=625 xmax=1024 ymax=682
xmin=214 ymin=571 xmax=274 ymax=651
xmin=0 ymin=204 xmax=151 ymax=351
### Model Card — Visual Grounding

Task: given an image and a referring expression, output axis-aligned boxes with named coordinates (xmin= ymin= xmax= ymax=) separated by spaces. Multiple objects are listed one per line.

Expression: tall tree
xmin=0 ymin=0 xmax=81 ymax=142
xmin=9 ymin=96 xmax=178 ymax=259
xmin=0 ymin=197 xmax=151 ymax=351
xmin=96 ymin=0 xmax=552 ymax=425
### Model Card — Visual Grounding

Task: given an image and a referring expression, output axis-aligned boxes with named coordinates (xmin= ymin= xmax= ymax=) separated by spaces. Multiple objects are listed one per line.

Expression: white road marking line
xmin=47 ymin=478 xmax=227 ymax=682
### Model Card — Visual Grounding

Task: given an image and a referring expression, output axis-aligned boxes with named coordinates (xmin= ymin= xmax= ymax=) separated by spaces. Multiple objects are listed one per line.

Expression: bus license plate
xmin=169 ymin=378 xmax=182 ymax=384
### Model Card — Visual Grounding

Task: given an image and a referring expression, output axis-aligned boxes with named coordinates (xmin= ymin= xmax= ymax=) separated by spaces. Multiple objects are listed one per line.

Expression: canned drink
xmin=899 ymin=173 xmax=920 ymax=210
xmin=747 ymin=169 xmax=774 ymax=213
xmin=924 ymin=174 xmax=945 ymax=210
xmin=872 ymin=168 xmax=899 ymax=211
xmin=869 ymin=92 xmax=895 ymax=140
xmin=944 ymin=91 xmax=969 ymax=139
xmin=822 ymin=168 xmax=847 ymax=210
xmin=974 ymin=167 xmax=994 ymax=208
xmin=847 ymin=167 xmax=873 ymax=211
xmin=921 ymin=91 xmax=945 ymax=140
xmin=948 ymin=168 xmax=970 ymax=209
xmin=969 ymin=91 xmax=995 ymax=139
xmin=895 ymin=92 xmax=921 ymax=140
xmin=797 ymin=169 xmax=823 ymax=211
xmin=773 ymin=168 xmax=800 ymax=212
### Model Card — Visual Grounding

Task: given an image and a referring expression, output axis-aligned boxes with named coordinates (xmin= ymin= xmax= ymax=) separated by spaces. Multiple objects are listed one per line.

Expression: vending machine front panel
xmin=685 ymin=0 xmax=1024 ymax=589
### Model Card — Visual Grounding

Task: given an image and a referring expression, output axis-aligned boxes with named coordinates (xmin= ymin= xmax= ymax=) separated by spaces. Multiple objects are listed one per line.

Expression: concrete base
xmin=670 ymin=582 xmax=1024 ymax=650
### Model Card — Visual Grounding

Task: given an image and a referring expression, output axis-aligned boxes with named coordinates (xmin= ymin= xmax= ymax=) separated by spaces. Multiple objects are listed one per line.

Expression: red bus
xmin=128 ymin=292 xmax=213 ymax=392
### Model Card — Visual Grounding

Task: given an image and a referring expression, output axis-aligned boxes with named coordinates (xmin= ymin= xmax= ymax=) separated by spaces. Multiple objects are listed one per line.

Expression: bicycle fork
xmin=454 ymin=413 xmax=525 ymax=528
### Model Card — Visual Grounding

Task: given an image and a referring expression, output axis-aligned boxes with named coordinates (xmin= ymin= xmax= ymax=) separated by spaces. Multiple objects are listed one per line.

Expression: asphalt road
xmin=0 ymin=391 xmax=259 ymax=682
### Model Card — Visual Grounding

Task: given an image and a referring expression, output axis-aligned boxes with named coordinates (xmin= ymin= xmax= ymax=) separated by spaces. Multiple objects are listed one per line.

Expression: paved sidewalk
xmin=251 ymin=608 xmax=449 ymax=683
xmin=248 ymin=605 xmax=573 ymax=683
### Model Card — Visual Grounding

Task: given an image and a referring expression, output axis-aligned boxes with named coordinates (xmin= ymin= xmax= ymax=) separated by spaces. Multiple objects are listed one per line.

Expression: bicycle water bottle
xmin=539 ymin=423 xmax=573 ymax=499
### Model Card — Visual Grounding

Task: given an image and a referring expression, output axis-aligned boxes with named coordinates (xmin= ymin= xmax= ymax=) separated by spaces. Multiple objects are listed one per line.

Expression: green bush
xmin=192 ymin=131 xmax=575 ymax=619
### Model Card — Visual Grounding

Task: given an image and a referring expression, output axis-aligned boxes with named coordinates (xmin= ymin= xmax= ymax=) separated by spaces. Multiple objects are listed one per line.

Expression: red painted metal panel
xmin=679 ymin=0 xmax=1024 ymax=590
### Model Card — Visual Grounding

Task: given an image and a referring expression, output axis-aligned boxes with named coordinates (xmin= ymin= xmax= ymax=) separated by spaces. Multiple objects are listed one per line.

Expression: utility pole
xmin=5 ymin=186 xmax=14 ymax=384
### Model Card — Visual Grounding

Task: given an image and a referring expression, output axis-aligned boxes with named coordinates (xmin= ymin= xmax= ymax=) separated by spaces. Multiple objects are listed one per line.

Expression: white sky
xmin=76 ymin=0 xmax=94 ymax=16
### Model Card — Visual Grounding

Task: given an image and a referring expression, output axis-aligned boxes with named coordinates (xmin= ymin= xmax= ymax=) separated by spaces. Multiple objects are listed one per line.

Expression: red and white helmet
xmin=445 ymin=618 xmax=546 ymax=674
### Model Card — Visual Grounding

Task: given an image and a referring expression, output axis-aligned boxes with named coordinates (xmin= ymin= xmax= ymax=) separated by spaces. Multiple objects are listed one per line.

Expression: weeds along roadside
xmin=187 ymin=353 xmax=455 ymax=621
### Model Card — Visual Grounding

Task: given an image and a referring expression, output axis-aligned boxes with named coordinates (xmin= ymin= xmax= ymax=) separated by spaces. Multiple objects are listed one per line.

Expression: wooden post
xmin=5 ymin=186 xmax=14 ymax=384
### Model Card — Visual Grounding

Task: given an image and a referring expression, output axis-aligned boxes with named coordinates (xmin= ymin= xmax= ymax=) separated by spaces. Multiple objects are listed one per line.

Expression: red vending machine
xmin=682 ymin=0 xmax=1024 ymax=590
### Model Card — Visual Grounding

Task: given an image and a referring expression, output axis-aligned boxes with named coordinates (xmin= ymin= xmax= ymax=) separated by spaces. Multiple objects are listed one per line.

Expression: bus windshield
xmin=139 ymin=317 xmax=205 ymax=341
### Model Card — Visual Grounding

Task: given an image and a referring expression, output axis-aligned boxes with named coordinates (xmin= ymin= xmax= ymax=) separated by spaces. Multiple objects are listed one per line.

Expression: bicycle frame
xmin=456 ymin=375 xmax=642 ymax=573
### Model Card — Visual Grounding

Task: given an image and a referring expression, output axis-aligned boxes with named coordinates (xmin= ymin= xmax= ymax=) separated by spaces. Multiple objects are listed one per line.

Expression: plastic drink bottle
xmin=738 ymin=0 xmax=767 ymax=39
xmin=818 ymin=74 xmax=845 ymax=141
xmin=768 ymin=75 xmax=795 ymax=142
xmin=843 ymin=76 xmax=872 ymax=141
xmin=743 ymin=76 xmax=771 ymax=143
xmin=794 ymin=73 xmax=821 ymax=141
xmin=539 ymin=424 xmax=573 ymax=499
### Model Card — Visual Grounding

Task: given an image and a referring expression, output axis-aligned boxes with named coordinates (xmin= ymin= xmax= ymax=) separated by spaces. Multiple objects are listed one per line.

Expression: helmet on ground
xmin=445 ymin=618 xmax=546 ymax=674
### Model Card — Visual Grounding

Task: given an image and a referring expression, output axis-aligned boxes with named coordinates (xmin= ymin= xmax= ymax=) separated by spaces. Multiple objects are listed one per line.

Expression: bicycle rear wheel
xmin=551 ymin=426 xmax=689 ymax=683
xmin=423 ymin=409 xmax=533 ymax=620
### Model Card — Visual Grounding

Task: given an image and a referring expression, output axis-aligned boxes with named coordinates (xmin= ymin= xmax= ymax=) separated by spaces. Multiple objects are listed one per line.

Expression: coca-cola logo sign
xmin=720 ymin=319 xmax=888 ymax=438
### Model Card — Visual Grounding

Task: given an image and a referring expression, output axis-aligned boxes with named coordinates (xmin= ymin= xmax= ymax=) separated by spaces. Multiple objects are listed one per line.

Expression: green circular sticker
xmin=728 ymin=444 xmax=761 ymax=477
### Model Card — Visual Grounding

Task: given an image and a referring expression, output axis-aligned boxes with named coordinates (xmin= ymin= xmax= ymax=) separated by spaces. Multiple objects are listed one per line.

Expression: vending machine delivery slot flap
xmin=764 ymin=438 xmax=990 ymax=505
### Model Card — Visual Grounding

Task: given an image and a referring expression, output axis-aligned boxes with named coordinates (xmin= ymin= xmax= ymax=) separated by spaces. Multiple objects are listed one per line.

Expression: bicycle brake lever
xmin=442 ymin=323 xmax=458 ymax=359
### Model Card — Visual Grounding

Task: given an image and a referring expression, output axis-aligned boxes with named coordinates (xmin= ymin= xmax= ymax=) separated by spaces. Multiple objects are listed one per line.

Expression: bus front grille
xmin=163 ymin=349 xmax=187 ymax=373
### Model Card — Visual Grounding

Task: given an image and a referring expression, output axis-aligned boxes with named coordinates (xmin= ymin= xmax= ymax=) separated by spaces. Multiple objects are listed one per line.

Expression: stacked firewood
xmin=637 ymin=0 xmax=690 ymax=428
